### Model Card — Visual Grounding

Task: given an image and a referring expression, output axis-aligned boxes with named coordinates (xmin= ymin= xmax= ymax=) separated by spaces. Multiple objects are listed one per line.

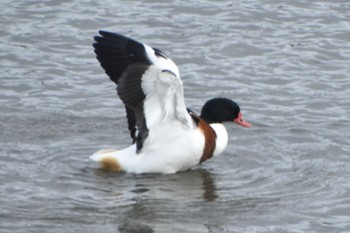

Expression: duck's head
xmin=200 ymin=98 xmax=251 ymax=127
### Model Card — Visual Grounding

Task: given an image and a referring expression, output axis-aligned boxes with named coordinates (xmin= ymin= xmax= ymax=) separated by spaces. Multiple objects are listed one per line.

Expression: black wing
xmin=93 ymin=31 xmax=192 ymax=152
xmin=93 ymin=31 xmax=152 ymax=151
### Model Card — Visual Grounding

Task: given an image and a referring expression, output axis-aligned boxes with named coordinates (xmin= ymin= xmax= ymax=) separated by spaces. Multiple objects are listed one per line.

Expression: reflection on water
xmin=1 ymin=0 xmax=350 ymax=232
xmin=200 ymin=169 xmax=218 ymax=202
xmin=93 ymin=169 xmax=218 ymax=202
xmin=89 ymin=169 xmax=218 ymax=233
xmin=91 ymin=168 xmax=286 ymax=233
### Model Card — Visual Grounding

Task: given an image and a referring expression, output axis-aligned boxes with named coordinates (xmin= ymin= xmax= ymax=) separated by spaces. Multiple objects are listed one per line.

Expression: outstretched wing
xmin=93 ymin=31 xmax=193 ymax=151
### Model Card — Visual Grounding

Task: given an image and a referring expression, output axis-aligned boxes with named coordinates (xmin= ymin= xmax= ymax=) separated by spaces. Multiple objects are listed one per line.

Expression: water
xmin=1 ymin=0 xmax=350 ymax=232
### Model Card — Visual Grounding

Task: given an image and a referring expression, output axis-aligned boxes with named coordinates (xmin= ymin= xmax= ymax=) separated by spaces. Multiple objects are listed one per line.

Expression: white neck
xmin=210 ymin=123 xmax=228 ymax=156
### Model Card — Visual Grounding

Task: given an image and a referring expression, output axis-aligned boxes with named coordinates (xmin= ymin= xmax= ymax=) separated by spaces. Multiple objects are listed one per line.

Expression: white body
xmin=90 ymin=122 xmax=228 ymax=174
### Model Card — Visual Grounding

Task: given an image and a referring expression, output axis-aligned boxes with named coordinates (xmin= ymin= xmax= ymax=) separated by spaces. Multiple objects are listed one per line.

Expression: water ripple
xmin=1 ymin=0 xmax=350 ymax=232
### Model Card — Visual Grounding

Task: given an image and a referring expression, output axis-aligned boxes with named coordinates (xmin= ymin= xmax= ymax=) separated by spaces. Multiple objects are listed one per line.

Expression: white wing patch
xmin=141 ymin=65 xmax=193 ymax=131
xmin=144 ymin=45 xmax=180 ymax=77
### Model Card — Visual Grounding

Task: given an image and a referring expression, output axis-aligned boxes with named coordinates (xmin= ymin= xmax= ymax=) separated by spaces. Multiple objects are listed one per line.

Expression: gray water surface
xmin=1 ymin=0 xmax=350 ymax=232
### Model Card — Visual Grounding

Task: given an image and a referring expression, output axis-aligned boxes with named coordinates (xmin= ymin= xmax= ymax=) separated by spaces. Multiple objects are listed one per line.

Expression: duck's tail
xmin=90 ymin=149 xmax=122 ymax=172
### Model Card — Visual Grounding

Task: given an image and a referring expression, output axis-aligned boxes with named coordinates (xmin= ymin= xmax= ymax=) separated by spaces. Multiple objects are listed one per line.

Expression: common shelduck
xmin=90 ymin=31 xmax=251 ymax=174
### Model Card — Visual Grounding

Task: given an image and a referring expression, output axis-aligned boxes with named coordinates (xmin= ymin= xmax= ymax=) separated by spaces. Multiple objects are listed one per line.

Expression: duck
xmin=90 ymin=30 xmax=251 ymax=174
